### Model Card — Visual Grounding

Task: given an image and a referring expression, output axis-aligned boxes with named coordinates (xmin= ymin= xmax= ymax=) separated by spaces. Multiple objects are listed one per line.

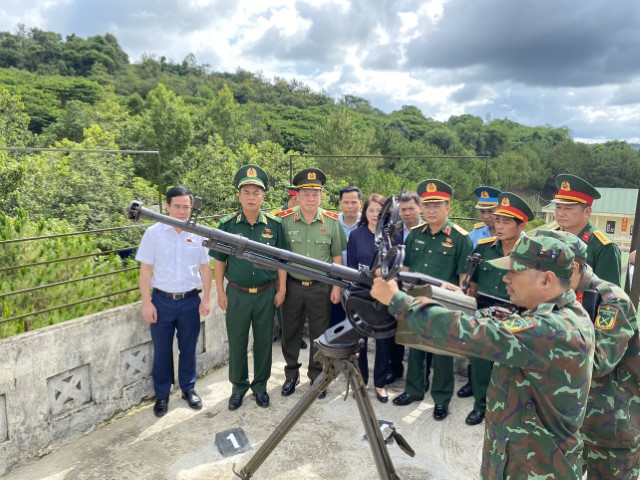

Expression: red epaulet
xmin=279 ymin=208 xmax=295 ymax=218
xmin=323 ymin=210 xmax=339 ymax=220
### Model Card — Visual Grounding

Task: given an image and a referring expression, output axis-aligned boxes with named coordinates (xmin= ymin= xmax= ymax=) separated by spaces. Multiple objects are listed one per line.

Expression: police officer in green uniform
xmin=465 ymin=192 xmax=534 ymax=426
xmin=553 ymin=173 xmax=622 ymax=285
xmin=279 ymin=168 xmax=347 ymax=398
xmin=534 ymin=230 xmax=640 ymax=480
xmin=392 ymin=179 xmax=473 ymax=421
xmin=210 ymin=165 xmax=288 ymax=411
xmin=371 ymin=236 xmax=594 ymax=479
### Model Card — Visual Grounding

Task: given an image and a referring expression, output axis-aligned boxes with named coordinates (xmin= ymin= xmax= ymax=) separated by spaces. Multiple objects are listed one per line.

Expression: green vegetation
xmin=1 ymin=26 xmax=639 ymax=337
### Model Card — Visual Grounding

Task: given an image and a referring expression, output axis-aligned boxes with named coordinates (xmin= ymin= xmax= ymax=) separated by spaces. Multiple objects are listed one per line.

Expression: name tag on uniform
xmin=288 ymin=230 xmax=299 ymax=235
xmin=414 ymin=239 xmax=425 ymax=245
xmin=262 ymin=233 xmax=273 ymax=239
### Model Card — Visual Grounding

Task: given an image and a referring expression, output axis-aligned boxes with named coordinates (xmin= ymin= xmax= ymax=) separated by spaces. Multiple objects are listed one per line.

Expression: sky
xmin=2 ymin=0 xmax=640 ymax=143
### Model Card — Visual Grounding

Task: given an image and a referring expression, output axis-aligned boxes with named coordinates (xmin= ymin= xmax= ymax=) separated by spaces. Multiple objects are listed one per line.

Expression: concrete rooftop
xmin=4 ymin=345 xmax=483 ymax=480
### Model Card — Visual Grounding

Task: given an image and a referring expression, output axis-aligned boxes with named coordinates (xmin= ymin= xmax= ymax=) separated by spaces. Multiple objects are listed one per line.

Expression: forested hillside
xmin=1 ymin=25 xmax=640 ymax=224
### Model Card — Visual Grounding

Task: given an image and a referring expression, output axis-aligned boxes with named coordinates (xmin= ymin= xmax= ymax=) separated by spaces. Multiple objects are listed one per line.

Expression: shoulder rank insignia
xmin=473 ymin=222 xmax=485 ymax=229
xmin=279 ymin=208 xmax=296 ymax=218
xmin=501 ymin=315 xmax=536 ymax=333
xmin=270 ymin=207 xmax=283 ymax=216
xmin=265 ymin=212 xmax=282 ymax=223
xmin=323 ymin=210 xmax=339 ymax=220
xmin=452 ymin=224 xmax=469 ymax=236
xmin=593 ymin=230 xmax=612 ymax=245
xmin=218 ymin=212 xmax=237 ymax=224
xmin=477 ymin=236 xmax=496 ymax=245
xmin=594 ymin=305 xmax=618 ymax=330
xmin=410 ymin=223 xmax=423 ymax=231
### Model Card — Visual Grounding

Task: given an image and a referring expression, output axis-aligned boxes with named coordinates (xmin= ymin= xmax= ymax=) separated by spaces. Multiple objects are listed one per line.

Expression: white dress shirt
xmin=136 ymin=223 xmax=210 ymax=293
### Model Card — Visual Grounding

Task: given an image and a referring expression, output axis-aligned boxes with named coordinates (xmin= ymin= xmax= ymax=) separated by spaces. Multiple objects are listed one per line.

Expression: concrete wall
xmin=0 ymin=294 xmax=228 ymax=475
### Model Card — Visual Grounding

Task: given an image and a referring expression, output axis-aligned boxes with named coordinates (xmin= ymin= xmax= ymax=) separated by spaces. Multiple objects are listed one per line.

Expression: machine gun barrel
xmin=127 ymin=201 xmax=369 ymax=289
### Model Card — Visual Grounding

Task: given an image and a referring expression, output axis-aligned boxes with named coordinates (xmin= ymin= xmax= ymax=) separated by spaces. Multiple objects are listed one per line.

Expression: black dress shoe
xmin=376 ymin=391 xmax=389 ymax=403
xmin=281 ymin=377 xmax=299 ymax=396
xmin=228 ymin=393 xmax=244 ymax=411
xmin=300 ymin=339 xmax=308 ymax=349
xmin=457 ymin=383 xmax=473 ymax=398
xmin=255 ymin=392 xmax=270 ymax=408
xmin=318 ymin=390 xmax=327 ymax=399
xmin=465 ymin=409 xmax=485 ymax=426
xmin=424 ymin=378 xmax=431 ymax=393
xmin=182 ymin=390 xmax=202 ymax=410
xmin=153 ymin=398 xmax=168 ymax=417
xmin=392 ymin=392 xmax=420 ymax=406
xmin=433 ymin=404 xmax=449 ymax=420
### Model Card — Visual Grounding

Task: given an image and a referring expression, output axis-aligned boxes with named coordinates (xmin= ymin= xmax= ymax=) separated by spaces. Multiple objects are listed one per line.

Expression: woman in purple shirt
xmin=347 ymin=194 xmax=393 ymax=403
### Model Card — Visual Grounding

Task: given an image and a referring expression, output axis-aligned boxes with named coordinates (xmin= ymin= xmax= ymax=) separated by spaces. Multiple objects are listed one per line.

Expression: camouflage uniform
xmin=387 ymin=236 xmax=595 ymax=479
xmin=536 ymin=228 xmax=640 ymax=478
xmin=582 ymin=274 xmax=640 ymax=479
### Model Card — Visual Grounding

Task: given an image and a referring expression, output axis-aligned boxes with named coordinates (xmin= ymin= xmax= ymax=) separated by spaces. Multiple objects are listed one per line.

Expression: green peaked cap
xmin=552 ymin=174 xmax=600 ymax=205
xmin=494 ymin=192 xmax=535 ymax=223
xmin=417 ymin=179 xmax=453 ymax=202
xmin=233 ymin=164 xmax=269 ymax=191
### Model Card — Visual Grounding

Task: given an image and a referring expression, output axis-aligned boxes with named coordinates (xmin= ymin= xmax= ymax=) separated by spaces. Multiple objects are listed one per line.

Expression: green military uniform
xmin=402 ymin=179 xmax=473 ymax=407
xmin=535 ymin=229 xmax=640 ymax=479
xmin=209 ymin=165 xmax=288 ymax=398
xmin=388 ymin=236 xmax=595 ymax=479
xmin=469 ymin=193 xmax=535 ymax=418
xmin=280 ymin=169 xmax=347 ymax=384
xmin=553 ymin=173 xmax=622 ymax=285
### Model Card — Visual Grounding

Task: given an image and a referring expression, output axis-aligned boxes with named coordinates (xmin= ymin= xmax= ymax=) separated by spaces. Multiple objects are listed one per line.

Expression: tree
xmin=133 ymin=83 xmax=194 ymax=187
xmin=194 ymin=84 xmax=250 ymax=149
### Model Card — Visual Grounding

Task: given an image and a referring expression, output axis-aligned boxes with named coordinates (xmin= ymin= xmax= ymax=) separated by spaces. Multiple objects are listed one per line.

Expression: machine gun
xmin=127 ymin=198 xmax=513 ymax=344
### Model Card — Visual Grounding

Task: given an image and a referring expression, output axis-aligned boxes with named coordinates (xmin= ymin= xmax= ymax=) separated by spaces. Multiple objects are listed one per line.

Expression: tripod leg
xmin=344 ymin=358 xmax=399 ymax=480
xmin=234 ymin=366 xmax=338 ymax=479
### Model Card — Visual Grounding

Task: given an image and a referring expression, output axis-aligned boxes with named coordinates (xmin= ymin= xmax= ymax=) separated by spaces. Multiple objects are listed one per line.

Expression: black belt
xmin=287 ymin=276 xmax=319 ymax=287
xmin=153 ymin=288 xmax=201 ymax=300
xmin=227 ymin=280 xmax=276 ymax=294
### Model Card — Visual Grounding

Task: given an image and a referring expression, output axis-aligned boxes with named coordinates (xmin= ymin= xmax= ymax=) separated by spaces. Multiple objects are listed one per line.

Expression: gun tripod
xmin=233 ymin=321 xmax=413 ymax=480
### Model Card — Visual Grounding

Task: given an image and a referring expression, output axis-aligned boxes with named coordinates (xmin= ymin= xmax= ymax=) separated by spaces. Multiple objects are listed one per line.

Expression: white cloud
xmin=0 ymin=0 xmax=639 ymax=142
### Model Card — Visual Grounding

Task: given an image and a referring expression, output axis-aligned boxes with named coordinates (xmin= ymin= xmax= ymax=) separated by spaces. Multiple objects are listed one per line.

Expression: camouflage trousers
xmin=582 ymin=442 xmax=640 ymax=479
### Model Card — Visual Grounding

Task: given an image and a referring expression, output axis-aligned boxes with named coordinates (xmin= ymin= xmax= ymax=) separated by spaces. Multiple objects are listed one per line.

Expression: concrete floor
xmin=4 ymin=345 xmax=484 ymax=480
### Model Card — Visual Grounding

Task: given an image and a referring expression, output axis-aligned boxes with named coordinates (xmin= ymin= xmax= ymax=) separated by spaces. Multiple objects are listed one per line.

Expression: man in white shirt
xmin=136 ymin=186 xmax=212 ymax=417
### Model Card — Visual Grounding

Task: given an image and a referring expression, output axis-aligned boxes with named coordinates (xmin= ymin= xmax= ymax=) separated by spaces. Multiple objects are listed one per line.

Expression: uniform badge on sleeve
xmin=501 ymin=315 xmax=535 ymax=333
xmin=594 ymin=305 xmax=619 ymax=330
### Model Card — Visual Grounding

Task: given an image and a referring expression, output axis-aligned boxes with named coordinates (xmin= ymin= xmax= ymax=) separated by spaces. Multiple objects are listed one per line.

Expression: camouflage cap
xmin=487 ymin=235 xmax=575 ymax=279
xmin=534 ymin=229 xmax=587 ymax=264
xmin=233 ymin=164 xmax=269 ymax=191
